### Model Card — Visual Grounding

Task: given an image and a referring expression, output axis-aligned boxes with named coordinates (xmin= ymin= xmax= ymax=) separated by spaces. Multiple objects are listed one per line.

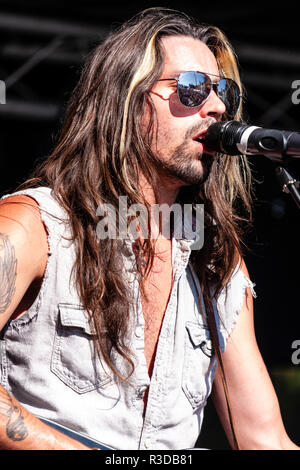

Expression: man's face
xmin=146 ymin=35 xmax=226 ymax=186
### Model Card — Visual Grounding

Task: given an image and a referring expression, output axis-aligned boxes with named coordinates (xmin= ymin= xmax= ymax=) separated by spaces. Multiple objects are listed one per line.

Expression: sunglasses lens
xmin=177 ymin=71 xmax=211 ymax=107
xmin=217 ymin=78 xmax=241 ymax=118
xmin=176 ymin=72 xmax=241 ymax=117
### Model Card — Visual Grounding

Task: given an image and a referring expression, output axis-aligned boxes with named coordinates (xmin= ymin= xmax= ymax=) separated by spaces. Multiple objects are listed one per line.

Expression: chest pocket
xmin=182 ymin=321 xmax=217 ymax=409
xmin=51 ymin=303 xmax=113 ymax=394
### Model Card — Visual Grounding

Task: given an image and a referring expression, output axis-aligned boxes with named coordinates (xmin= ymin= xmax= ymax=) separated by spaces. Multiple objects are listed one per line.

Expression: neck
xmin=139 ymin=172 xmax=181 ymax=206
xmin=137 ymin=172 xmax=183 ymax=241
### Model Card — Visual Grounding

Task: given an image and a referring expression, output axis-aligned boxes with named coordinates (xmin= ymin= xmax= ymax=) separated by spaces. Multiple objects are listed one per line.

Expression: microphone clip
xmin=275 ymin=166 xmax=300 ymax=210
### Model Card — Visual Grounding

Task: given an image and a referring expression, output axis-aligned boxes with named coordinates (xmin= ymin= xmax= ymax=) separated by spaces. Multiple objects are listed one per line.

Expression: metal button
xmin=135 ymin=325 xmax=143 ymax=338
xmin=137 ymin=385 xmax=148 ymax=398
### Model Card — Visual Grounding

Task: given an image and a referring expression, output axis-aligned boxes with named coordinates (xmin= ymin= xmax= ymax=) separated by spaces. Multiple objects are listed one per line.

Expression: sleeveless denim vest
xmin=0 ymin=187 xmax=256 ymax=450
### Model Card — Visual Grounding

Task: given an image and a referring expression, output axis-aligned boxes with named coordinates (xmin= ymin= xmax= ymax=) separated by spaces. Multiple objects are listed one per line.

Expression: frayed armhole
xmin=215 ymin=265 xmax=257 ymax=353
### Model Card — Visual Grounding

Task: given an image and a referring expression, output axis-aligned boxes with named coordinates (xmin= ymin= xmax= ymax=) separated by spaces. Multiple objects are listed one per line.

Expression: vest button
xmin=137 ymin=385 xmax=148 ymax=398
xmin=135 ymin=326 xmax=143 ymax=338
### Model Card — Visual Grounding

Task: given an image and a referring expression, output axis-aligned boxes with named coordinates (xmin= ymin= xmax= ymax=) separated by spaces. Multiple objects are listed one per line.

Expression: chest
xmin=138 ymin=239 xmax=173 ymax=376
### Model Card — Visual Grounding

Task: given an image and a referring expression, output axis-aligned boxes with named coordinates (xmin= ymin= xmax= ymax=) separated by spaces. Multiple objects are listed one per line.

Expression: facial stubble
xmin=154 ymin=119 xmax=215 ymax=186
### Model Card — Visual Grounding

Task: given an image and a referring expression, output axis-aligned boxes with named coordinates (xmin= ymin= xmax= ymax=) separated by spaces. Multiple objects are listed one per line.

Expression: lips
xmin=193 ymin=129 xmax=208 ymax=144
xmin=192 ymin=128 xmax=217 ymax=156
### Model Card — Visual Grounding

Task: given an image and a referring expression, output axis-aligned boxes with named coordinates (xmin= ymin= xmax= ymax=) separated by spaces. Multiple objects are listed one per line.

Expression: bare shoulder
xmin=0 ymin=194 xmax=48 ymax=243
xmin=238 ymin=257 xmax=250 ymax=277
xmin=0 ymin=194 xmax=48 ymax=328
xmin=0 ymin=193 xmax=44 ymax=223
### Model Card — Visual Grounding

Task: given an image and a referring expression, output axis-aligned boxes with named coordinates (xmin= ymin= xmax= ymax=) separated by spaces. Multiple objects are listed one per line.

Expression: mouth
xmin=193 ymin=128 xmax=207 ymax=142
xmin=192 ymin=129 xmax=213 ymax=154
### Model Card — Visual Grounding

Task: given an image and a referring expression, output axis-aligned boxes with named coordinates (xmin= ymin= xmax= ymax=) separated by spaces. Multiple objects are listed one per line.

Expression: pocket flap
xmin=185 ymin=321 xmax=211 ymax=348
xmin=58 ymin=303 xmax=95 ymax=335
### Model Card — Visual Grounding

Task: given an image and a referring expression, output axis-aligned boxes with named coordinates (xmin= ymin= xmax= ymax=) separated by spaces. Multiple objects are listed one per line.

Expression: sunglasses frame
xmin=157 ymin=70 xmax=242 ymax=118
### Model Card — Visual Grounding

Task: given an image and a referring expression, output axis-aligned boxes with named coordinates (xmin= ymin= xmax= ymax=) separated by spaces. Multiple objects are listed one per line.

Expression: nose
xmin=199 ymin=89 xmax=226 ymax=119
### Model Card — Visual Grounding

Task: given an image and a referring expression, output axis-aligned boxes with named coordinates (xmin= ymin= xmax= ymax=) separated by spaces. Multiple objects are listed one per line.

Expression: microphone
xmin=204 ymin=120 xmax=300 ymax=162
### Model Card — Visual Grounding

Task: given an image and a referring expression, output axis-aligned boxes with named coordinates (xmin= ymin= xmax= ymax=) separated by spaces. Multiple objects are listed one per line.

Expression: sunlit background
xmin=0 ymin=0 xmax=299 ymax=449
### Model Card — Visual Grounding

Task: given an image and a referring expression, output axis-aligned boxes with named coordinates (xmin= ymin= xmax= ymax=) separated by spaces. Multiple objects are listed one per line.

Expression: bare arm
xmin=0 ymin=195 xmax=49 ymax=329
xmin=212 ymin=260 xmax=299 ymax=450
xmin=0 ymin=385 xmax=89 ymax=450
xmin=0 ymin=196 xmax=89 ymax=449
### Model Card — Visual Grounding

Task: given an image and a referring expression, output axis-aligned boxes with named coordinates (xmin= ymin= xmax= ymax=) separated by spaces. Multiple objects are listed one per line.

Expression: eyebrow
xmin=162 ymin=70 xmax=183 ymax=79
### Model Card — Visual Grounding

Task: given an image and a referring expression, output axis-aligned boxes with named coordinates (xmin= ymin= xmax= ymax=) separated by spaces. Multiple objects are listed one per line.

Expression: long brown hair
xmin=19 ymin=8 xmax=252 ymax=380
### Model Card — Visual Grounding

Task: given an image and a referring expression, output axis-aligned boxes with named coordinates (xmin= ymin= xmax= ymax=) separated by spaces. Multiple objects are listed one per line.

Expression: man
xmin=0 ymin=8 xmax=298 ymax=450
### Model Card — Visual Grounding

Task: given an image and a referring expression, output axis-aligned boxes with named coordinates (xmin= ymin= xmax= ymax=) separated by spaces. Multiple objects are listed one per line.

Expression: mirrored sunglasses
xmin=158 ymin=70 xmax=242 ymax=118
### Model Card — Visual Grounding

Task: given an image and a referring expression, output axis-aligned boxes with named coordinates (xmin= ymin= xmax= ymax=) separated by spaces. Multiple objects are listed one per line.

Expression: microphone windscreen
xmin=205 ymin=121 xmax=246 ymax=155
xmin=204 ymin=122 xmax=224 ymax=152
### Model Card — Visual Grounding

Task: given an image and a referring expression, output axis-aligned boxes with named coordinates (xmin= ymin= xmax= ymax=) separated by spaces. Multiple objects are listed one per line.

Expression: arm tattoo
xmin=0 ymin=233 xmax=17 ymax=314
xmin=0 ymin=387 xmax=28 ymax=441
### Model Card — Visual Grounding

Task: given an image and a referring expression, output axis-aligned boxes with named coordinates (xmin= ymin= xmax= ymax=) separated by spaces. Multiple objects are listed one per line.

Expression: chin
xmin=180 ymin=155 xmax=213 ymax=186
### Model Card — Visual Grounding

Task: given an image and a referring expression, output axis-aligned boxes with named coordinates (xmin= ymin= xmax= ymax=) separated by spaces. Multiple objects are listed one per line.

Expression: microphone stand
xmin=274 ymin=165 xmax=300 ymax=210
xmin=256 ymin=146 xmax=300 ymax=210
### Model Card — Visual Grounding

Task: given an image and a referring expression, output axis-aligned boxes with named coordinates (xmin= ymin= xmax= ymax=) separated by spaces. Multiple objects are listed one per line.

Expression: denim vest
xmin=0 ymin=187 xmax=256 ymax=450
